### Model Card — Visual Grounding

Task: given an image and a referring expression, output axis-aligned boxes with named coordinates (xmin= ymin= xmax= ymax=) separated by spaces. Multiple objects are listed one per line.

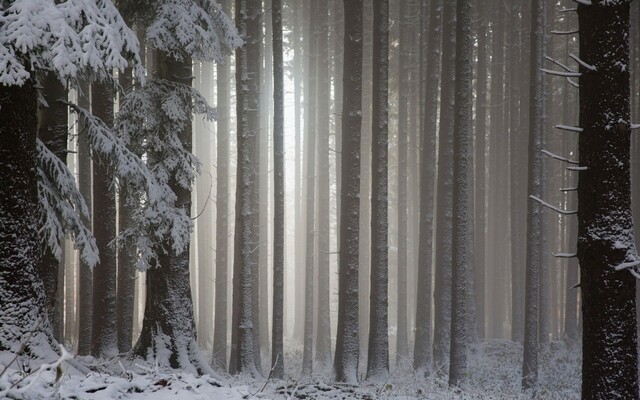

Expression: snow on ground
xmin=0 ymin=340 xmax=580 ymax=399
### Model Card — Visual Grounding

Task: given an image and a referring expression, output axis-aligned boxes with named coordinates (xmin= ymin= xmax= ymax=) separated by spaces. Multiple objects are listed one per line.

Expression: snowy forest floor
xmin=1 ymin=340 xmax=580 ymax=399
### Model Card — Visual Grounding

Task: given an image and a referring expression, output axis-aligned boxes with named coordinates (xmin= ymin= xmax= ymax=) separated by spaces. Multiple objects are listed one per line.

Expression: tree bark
xmin=334 ymin=0 xmax=363 ymax=384
xmin=577 ymin=2 xmax=639 ymax=398
xmin=91 ymin=81 xmax=118 ymax=358
xmin=448 ymin=0 xmax=471 ymax=387
xmin=522 ymin=0 xmax=545 ymax=390
xmin=366 ymin=0 xmax=389 ymax=381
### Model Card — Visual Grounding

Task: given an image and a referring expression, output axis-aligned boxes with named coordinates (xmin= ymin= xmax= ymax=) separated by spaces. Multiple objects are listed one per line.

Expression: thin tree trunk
xmin=448 ymin=0 xmax=471 ymax=387
xmin=77 ymin=80 xmax=93 ymax=356
xmin=271 ymin=0 xmax=285 ymax=379
xmin=522 ymin=0 xmax=545 ymax=389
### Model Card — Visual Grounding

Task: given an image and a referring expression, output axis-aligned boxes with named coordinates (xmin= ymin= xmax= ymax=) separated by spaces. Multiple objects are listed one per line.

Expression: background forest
xmin=1 ymin=0 xmax=640 ymax=399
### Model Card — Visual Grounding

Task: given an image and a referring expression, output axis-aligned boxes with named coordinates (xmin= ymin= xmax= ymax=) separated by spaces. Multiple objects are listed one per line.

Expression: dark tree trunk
xmin=432 ymin=0 xmax=456 ymax=371
xmin=448 ymin=0 xmax=471 ymax=387
xmin=0 ymin=80 xmax=50 ymax=354
xmin=37 ymin=72 xmax=68 ymax=343
xmin=133 ymin=52 xmax=211 ymax=375
xmin=522 ymin=0 xmax=545 ymax=390
xmin=414 ymin=0 xmax=441 ymax=376
xmin=271 ymin=0 xmax=285 ymax=379
xmin=577 ymin=2 xmax=639 ymax=398
xmin=91 ymin=81 xmax=118 ymax=358
xmin=334 ymin=0 xmax=363 ymax=384
xmin=366 ymin=0 xmax=389 ymax=381
xmin=77 ymin=79 xmax=93 ymax=356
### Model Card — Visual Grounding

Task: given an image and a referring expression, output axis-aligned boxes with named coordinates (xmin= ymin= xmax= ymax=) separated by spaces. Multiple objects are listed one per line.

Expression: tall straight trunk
xmin=486 ymin=0 xmax=507 ymax=339
xmin=366 ymin=0 xmax=389 ymax=381
xmin=395 ymin=0 xmax=412 ymax=365
xmin=301 ymin=0 xmax=318 ymax=375
xmin=522 ymin=0 xmax=545 ymax=390
xmin=315 ymin=0 xmax=332 ymax=371
xmin=334 ymin=0 xmax=363 ymax=384
xmin=213 ymin=0 xmax=232 ymax=371
xmin=117 ymin=63 xmax=136 ymax=353
xmin=448 ymin=0 xmax=471 ymax=387
xmin=414 ymin=0 xmax=442 ymax=375
xmin=77 ymin=80 xmax=93 ymax=356
xmin=213 ymin=0 xmax=232 ymax=373
xmin=91 ymin=81 xmax=118 ymax=358
xmin=577 ymin=2 xmax=638 ymax=398
xmin=38 ymin=73 xmax=68 ymax=342
xmin=292 ymin=0 xmax=305 ymax=345
xmin=473 ymin=1 xmax=488 ymax=341
xmin=432 ymin=0 xmax=456 ymax=371
xmin=259 ymin=0 xmax=273 ymax=357
xmin=509 ymin=1 xmax=526 ymax=344
xmin=0 ymin=80 xmax=49 ymax=353
xmin=196 ymin=62 xmax=215 ymax=349
xmin=229 ymin=0 xmax=261 ymax=376
xmin=271 ymin=0 xmax=285 ymax=379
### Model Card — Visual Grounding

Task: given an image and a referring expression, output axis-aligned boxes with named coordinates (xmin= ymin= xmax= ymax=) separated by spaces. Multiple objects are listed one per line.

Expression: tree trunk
xmin=577 ymin=2 xmax=639 ymax=398
xmin=77 ymin=79 xmax=93 ymax=356
xmin=366 ymin=0 xmax=389 ymax=381
xmin=315 ymin=0 xmax=332 ymax=371
xmin=37 ymin=72 xmax=68 ymax=342
xmin=522 ymin=0 xmax=545 ymax=390
xmin=271 ymin=0 xmax=285 ymax=379
xmin=117 ymin=63 xmax=136 ymax=354
xmin=213 ymin=0 xmax=232 ymax=373
xmin=432 ymin=0 xmax=456 ymax=371
xmin=334 ymin=0 xmax=363 ymax=383
xmin=302 ymin=0 xmax=318 ymax=376
xmin=91 ymin=81 xmax=118 ymax=358
xmin=229 ymin=0 xmax=261 ymax=376
xmin=448 ymin=0 xmax=471 ymax=387
xmin=0 ymin=80 xmax=51 ymax=355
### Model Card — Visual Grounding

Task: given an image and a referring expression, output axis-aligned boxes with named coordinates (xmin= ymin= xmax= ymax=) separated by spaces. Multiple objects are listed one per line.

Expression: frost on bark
xmin=91 ymin=81 xmax=118 ymax=359
xmin=132 ymin=52 xmax=213 ymax=376
xmin=271 ymin=0 xmax=285 ymax=380
xmin=334 ymin=0 xmax=363 ymax=384
xmin=577 ymin=1 xmax=639 ymax=398
xmin=366 ymin=0 xmax=389 ymax=382
xmin=522 ymin=0 xmax=545 ymax=390
xmin=229 ymin=0 xmax=261 ymax=377
xmin=448 ymin=0 xmax=471 ymax=387
xmin=0 ymin=80 xmax=52 ymax=356
xmin=414 ymin=0 xmax=441 ymax=376
xmin=432 ymin=0 xmax=456 ymax=372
